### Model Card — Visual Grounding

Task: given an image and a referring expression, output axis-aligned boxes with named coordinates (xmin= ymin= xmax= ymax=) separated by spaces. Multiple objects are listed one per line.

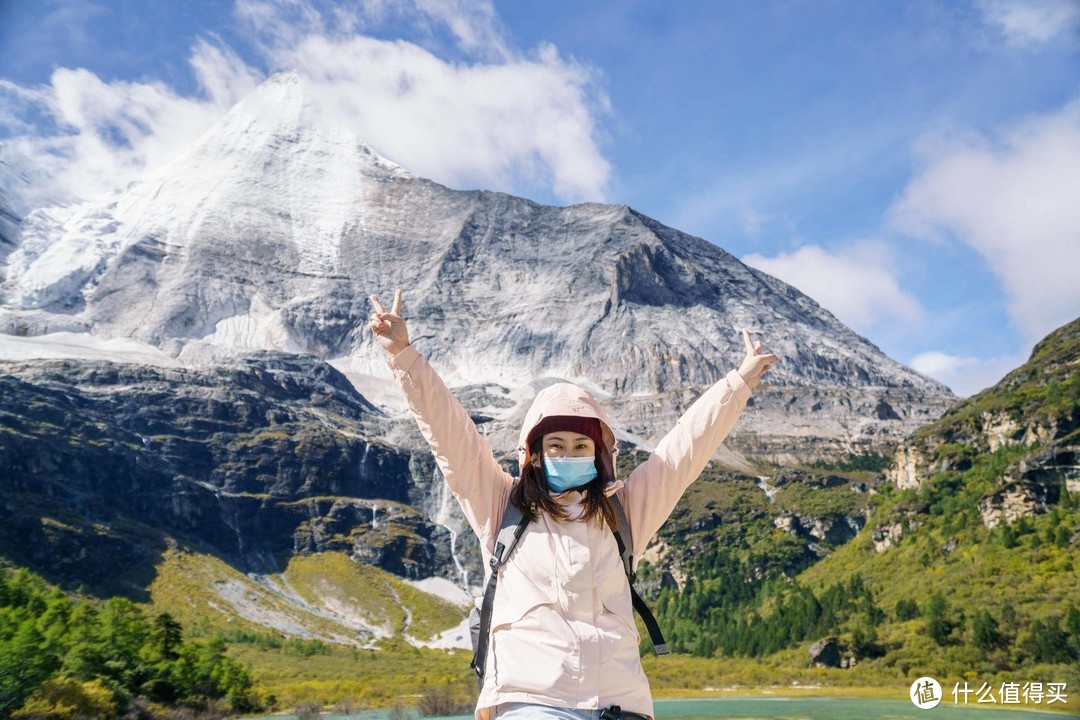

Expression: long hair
xmin=510 ymin=437 xmax=618 ymax=531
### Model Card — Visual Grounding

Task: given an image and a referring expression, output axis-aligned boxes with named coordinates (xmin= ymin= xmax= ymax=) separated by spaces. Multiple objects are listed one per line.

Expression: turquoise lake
xmin=249 ymin=696 xmax=1076 ymax=719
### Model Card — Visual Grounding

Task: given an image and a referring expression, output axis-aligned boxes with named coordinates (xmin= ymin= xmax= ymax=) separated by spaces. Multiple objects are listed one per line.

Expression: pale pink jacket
xmin=386 ymin=345 xmax=751 ymax=720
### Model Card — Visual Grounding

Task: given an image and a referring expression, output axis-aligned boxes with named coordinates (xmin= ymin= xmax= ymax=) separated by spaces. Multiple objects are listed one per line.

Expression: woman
xmin=369 ymin=289 xmax=777 ymax=720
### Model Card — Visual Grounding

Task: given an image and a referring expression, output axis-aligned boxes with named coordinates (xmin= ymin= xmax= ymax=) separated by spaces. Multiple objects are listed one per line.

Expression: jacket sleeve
xmin=620 ymin=369 xmax=752 ymax=558
xmin=386 ymin=345 xmax=513 ymax=551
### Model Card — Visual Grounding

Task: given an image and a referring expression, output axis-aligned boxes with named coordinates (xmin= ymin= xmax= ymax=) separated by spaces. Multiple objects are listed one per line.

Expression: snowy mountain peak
xmin=2 ymin=73 xmax=412 ymax=316
xmin=217 ymin=70 xmax=308 ymax=135
xmin=178 ymin=71 xmax=408 ymax=179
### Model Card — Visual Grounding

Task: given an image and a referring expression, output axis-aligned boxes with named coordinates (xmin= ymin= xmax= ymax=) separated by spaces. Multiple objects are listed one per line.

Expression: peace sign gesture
xmin=369 ymin=289 xmax=410 ymax=356
xmin=737 ymin=328 xmax=779 ymax=390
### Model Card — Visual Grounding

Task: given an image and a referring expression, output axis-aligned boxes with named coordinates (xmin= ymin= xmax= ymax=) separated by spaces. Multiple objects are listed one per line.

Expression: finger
xmin=375 ymin=312 xmax=405 ymax=324
xmin=742 ymin=328 xmax=755 ymax=354
xmin=369 ymin=294 xmax=386 ymax=314
xmin=391 ymin=288 xmax=402 ymax=316
xmin=758 ymin=353 xmax=780 ymax=365
xmin=752 ymin=337 xmax=763 ymax=353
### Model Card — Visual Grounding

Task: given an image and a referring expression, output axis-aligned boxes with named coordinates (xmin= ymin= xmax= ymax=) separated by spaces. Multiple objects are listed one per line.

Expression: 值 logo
xmin=911 ymin=677 xmax=942 ymax=709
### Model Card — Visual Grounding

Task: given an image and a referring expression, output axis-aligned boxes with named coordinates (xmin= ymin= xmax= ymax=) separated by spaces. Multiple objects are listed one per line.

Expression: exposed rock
xmin=871 ymin=512 xmax=923 ymax=553
xmin=0 ymin=356 xmax=463 ymax=592
xmin=977 ymin=446 xmax=1074 ymax=527
xmin=982 ymin=410 xmax=1023 ymax=453
xmin=0 ymin=186 xmax=19 ymax=267
xmin=809 ymin=637 xmax=841 ymax=668
xmin=773 ymin=511 xmax=865 ymax=547
xmin=872 ymin=522 xmax=905 ymax=553
xmin=1019 ymin=444 xmax=1080 ymax=495
xmin=774 ymin=514 xmax=799 ymax=535
xmin=887 ymin=443 xmax=928 ymax=490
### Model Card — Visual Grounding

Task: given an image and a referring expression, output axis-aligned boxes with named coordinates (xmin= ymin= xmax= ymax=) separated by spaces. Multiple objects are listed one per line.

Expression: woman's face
xmin=541 ymin=432 xmax=596 ymax=459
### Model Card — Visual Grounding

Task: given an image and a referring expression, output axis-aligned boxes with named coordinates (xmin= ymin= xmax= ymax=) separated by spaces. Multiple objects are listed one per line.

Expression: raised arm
xmin=620 ymin=329 xmax=778 ymax=557
xmin=370 ymin=291 xmax=512 ymax=549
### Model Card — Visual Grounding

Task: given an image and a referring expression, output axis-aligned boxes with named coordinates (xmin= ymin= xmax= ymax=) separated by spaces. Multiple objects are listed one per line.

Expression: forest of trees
xmin=649 ymin=548 xmax=887 ymax=659
xmin=645 ymin=542 xmax=1080 ymax=668
xmin=0 ymin=566 xmax=260 ymax=720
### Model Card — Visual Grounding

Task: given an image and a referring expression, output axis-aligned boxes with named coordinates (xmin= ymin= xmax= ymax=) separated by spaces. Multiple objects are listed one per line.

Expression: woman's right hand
xmin=369 ymin=289 xmax=410 ymax=356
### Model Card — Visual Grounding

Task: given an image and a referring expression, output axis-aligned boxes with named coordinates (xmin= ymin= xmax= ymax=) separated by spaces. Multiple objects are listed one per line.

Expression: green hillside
xmin=640 ymin=317 xmax=1080 ymax=696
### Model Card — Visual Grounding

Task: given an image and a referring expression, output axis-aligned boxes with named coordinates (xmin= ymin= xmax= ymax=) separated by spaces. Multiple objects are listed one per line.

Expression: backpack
xmin=468 ymin=493 xmax=669 ymax=687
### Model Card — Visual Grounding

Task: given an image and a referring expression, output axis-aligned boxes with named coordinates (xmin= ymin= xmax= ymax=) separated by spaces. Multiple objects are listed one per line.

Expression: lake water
xmin=251 ymin=696 xmax=1075 ymax=719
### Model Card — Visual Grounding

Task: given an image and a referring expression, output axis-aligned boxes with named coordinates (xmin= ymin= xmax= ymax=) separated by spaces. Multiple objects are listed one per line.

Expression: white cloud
xmin=0 ymin=0 xmax=609 ymax=208
xmin=239 ymin=0 xmax=609 ymax=200
xmin=909 ymin=349 xmax=1028 ymax=397
xmin=276 ymin=35 xmax=608 ymax=200
xmin=742 ymin=241 xmax=922 ymax=334
xmin=890 ymin=98 xmax=1080 ymax=344
xmin=978 ymin=0 xmax=1080 ymax=47
xmin=0 ymin=40 xmax=261 ymax=208
xmin=412 ymin=0 xmax=512 ymax=59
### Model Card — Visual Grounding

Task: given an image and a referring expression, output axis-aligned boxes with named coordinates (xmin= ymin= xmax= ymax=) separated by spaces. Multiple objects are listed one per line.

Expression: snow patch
xmin=405 ymin=576 xmax=473 ymax=607
xmin=181 ymin=294 xmax=300 ymax=356
xmin=0 ymin=331 xmax=178 ymax=366
xmin=412 ymin=615 xmax=472 ymax=651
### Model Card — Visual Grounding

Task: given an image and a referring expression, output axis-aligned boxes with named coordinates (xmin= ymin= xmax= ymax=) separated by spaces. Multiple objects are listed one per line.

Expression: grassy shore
xmin=228 ymin=642 xmax=1077 ymax=716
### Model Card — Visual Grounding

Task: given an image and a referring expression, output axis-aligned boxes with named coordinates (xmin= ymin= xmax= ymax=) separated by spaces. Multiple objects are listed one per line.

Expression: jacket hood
xmin=516 ymin=383 xmax=623 ymax=495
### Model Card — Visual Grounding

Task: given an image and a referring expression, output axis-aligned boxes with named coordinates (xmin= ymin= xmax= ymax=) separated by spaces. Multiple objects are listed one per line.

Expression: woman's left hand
xmin=737 ymin=328 xmax=779 ymax=390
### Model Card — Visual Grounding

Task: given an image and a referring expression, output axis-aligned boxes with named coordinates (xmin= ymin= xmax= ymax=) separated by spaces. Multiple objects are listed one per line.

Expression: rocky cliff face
xmin=876 ymin=317 xmax=1080 ymax=546
xmin=0 ymin=355 xmax=460 ymax=594
xmin=0 ymin=186 xmax=19 ymax=267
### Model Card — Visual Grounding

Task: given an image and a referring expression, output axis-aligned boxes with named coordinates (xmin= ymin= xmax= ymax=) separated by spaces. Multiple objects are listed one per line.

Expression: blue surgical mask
xmin=543 ymin=456 xmax=598 ymax=493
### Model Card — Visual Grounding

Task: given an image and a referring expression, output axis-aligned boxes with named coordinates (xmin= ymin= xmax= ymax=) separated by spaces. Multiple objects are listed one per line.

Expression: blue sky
xmin=1 ymin=0 xmax=1079 ymax=395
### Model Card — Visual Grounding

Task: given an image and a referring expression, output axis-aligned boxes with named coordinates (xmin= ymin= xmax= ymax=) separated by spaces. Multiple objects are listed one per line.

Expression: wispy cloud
xmin=742 ymin=240 xmax=922 ymax=335
xmin=909 ymin=349 xmax=1028 ymax=397
xmin=0 ymin=39 xmax=260 ymax=209
xmin=0 ymin=0 xmax=610 ymax=208
xmin=890 ymin=98 xmax=1080 ymax=345
xmin=977 ymin=0 xmax=1080 ymax=47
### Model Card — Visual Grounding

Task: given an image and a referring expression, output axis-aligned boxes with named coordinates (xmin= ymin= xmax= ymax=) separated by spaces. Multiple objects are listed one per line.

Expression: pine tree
xmin=972 ymin=610 xmax=1003 ymax=651
xmin=925 ymin=593 xmax=953 ymax=646
xmin=0 ymin=623 xmax=58 ymax=716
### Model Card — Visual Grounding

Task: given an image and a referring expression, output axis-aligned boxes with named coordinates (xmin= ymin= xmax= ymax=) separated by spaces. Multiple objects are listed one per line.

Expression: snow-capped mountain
xmin=0 ymin=72 xmax=953 ymax=464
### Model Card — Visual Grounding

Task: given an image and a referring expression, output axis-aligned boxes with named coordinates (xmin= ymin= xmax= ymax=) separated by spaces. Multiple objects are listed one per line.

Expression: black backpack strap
xmin=610 ymin=494 xmax=669 ymax=655
xmin=470 ymin=498 xmax=530 ymax=686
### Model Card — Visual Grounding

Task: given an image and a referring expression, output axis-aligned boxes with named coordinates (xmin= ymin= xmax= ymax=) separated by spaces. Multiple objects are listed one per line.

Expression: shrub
xmin=334 ymin=696 xmax=361 ymax=715
xmin=895 ymin=598 xmax=919 ymax=621
xmin=295 ymin=701 xmax=323 ymax=720
xmin=12 ymin=678 xmax=118 ymax=720
xmin=972 ymin=610 xmax=1004 ymax=651
xmin=416 ymin=686 xmax=472 ymax=717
